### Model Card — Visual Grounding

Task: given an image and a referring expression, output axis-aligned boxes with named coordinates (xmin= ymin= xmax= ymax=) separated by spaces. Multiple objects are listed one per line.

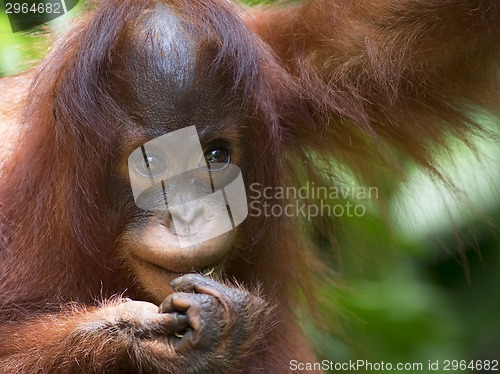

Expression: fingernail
xmin=170 ymin=276 xmax=183 ymax=287
xmin=176 ymin=314 xmax=188 ymax=325
xmin=158 ymin=302 xmax=165 ymax=313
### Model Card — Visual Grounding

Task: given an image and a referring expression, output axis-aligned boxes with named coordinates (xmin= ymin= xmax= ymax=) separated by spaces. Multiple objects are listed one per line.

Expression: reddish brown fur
xmin=0 ymin=0 xmax=498 ymax=373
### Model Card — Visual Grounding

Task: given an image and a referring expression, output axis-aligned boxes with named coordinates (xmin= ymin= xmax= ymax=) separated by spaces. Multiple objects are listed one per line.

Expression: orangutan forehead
xmin=115 ymin=3 xmax=254 ymax=134
xmin=123 ymin=4 xmax=197 ymax=101
xmin=107 ymin=0 xmax=281 ymax=139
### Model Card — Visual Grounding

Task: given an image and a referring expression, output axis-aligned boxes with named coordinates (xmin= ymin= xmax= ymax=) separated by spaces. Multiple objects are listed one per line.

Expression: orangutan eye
xmin=133 ymin=148 xmax=168 ymax=179
xmin=204 ymin=146 xmax=231 ymax=171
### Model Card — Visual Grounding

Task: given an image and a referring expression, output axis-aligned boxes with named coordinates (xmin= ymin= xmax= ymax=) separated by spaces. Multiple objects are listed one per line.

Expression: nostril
xmin=158 ymin=210 xmax=174 ymax=228
xmin=168 ymin=204 xmax=207 ymax=234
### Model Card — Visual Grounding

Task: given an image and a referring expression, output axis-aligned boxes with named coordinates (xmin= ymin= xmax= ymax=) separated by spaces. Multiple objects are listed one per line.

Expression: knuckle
xmin=190 ymin=294 xmax=215 ymax=310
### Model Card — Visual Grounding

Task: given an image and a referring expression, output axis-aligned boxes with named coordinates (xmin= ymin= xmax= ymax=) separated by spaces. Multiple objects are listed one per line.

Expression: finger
xmin=158 ymin=292 xmax=195 ymax=313
xmin=174 ymin=329 xmax=197 ymax=353
xmin=170 ymin=274 xmax=224 ymax=298
xmin=152 ymin=312 xmax=189 ymax=334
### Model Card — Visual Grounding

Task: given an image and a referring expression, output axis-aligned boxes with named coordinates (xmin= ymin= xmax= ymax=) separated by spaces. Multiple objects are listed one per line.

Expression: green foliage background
xmin=1 ymin=1 xmax=499 ymax=373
